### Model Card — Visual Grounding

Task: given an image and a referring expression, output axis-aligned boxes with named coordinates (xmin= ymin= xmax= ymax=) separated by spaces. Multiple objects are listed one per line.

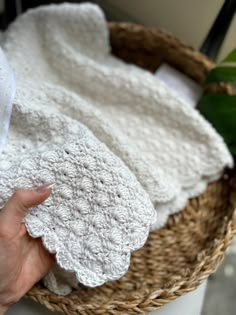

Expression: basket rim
xmin=108 ymin=22 xmax=215 ymax=83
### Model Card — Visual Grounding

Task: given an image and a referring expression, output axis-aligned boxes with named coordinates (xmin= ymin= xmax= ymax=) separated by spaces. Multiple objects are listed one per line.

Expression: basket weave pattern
xmin=27 ymin=23 xmax=236 ymax=315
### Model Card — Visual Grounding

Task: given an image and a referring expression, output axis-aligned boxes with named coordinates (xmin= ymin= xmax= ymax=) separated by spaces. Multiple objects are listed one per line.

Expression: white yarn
xmin=0 ymin=3 xmax=233 ymax=294
xmin=0 ymin=114 xmax=156 ymax=288
xmin=0 ymin=48 xmax=15 ymax=154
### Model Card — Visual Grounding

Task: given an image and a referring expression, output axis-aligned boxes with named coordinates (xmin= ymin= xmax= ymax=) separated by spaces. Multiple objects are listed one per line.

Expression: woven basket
xmin=27 ymin=23 xmax=236 ymax=314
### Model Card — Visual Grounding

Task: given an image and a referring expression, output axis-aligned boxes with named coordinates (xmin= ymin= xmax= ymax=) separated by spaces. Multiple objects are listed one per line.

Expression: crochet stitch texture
xmin=0 ymin=3 xmax=233 ymax=294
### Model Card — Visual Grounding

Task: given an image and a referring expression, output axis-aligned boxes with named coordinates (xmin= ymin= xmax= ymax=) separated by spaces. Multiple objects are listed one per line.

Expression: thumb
xmin=0 ymin=184 xmax=52 ymax=235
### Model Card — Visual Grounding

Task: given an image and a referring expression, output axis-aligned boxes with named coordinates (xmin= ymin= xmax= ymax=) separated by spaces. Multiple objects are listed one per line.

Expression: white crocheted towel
xmin=0 ymin=48 xmax=15 ymax=154
xmin=0 ymin=3 xmax=233 ymax=295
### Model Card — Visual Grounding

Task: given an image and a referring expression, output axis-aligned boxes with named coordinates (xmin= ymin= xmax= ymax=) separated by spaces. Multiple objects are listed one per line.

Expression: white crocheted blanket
xmin=0 ymin=3 xmax=233 ymax=295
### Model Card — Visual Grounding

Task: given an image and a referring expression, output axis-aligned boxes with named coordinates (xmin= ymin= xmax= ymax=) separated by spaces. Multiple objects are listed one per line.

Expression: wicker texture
xmin=27 ymin=23 xmax=236 ymax=314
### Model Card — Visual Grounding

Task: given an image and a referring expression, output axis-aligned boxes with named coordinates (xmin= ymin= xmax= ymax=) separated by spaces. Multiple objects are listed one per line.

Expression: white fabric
xmin=0 ymin=3 xmax=233 ymax=295
xmin=0 ymin=48 xmax=15 ymax=154
xmin=155 ymin=63 xmax=203 ymax=108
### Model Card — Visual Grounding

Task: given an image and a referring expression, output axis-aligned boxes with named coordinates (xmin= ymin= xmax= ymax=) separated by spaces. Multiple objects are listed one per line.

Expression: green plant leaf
xmin=205 ymin=66 xmax=236 ymax=84
xmin=198 ymin=94 xmax=236 ymax=153
xmin=229 ymin=145 xmax=236 ymax=155
xmin=199 ymin=48 xmax=236 ymax=155
xmin=222 ymin=48 xmax=236 ymax=63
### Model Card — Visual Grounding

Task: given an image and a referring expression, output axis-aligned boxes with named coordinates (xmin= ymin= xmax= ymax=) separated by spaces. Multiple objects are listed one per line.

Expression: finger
xmin=34 ymin=238 xmax=55 ymax=277
xmin=14 ymin=238 xmax=55 ymax=299
xmin=0 ymin=184 xmax=52 ymax=236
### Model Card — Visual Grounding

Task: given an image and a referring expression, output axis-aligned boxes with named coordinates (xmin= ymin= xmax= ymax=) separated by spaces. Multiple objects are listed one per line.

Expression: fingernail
xmin=35 ymin=183 xmax=55 ymax=193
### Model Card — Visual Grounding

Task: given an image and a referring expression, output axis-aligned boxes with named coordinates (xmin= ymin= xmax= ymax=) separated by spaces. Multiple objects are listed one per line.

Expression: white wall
xmin=102 ymin=0 xmax=234 ymax=61
xmin=218 ymin=16 xmax=236 ymax=61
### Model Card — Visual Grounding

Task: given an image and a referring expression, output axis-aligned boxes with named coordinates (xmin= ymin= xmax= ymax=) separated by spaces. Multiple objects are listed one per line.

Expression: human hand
xmin=0 ymin=185 xmax=54 ymax=314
